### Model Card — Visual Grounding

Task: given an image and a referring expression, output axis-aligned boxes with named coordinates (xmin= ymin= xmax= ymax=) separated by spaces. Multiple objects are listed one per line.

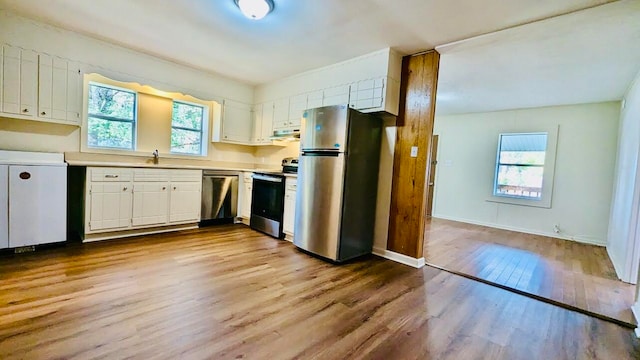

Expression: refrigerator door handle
xmin=301 ymin=150 xmax=341 ymax=157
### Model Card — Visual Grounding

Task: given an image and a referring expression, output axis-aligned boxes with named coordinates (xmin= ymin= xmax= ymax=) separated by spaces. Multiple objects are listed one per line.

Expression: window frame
xmin=487 ymin=126 xmax=559 ymax=209
xmin=493 ymin=132 xmax=547 ymax=200
xmin=86 ymin=81 xmax=138 ymax=151
xmin=170 ymin=100 xmax=208 ymax=156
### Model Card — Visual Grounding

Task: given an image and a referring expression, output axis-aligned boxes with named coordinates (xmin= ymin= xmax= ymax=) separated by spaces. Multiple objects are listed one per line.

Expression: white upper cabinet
xmin=306 ymin=90 xmax=324 ymax=110
xmin=288 ymin=94 xmax=307 ymax=129
xmin=253 ymin=101 xmax=274 ymax=144
xmin=221 ymin=99 xmax=253 ymax=144
xmin=322 ymin=85 xmax=351 ymax=107
xmin=273 ymin=97 xmax=290 ymax=131
xmin=1 ymin=44 xmax=82 ymax=125
xmin=37 ymin=54 xmax=81 ymax=124
xmin=255 ymin=48 xmax=402 ymax=116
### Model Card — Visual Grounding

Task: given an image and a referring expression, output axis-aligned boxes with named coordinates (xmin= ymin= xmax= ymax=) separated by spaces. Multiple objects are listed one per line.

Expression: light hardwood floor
xmin=424 ymin=218 xmax=637 ymax=326
xmin=0 ymin=225 xmax=638 ymax=359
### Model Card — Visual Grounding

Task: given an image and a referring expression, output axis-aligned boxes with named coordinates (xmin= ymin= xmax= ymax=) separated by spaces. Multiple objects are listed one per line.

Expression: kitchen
xmin=1 ymin=1 xmax=640 ymax=358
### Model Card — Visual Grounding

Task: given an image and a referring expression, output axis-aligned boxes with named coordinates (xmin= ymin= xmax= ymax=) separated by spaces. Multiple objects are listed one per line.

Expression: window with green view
xmin=493 ymin=133 xmax=548 ymax=200
xmin=87 ymin=83 xmax=137 ymax=150
xmin=171 ymin=101 xmax=205 ymax=155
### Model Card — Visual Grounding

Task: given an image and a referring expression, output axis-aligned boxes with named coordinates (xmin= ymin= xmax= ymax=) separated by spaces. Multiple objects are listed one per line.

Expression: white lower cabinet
xmin=240 ymin=172 xmax=253 ymax=219
xmin=0 ymin=165 xmax=8 ymax=249
xmin=283 ymin=177 xmax=297 ymax=239
xmin=88 ymin=181 xmax=133 ymax=232
xmin=132 ymin=182 xmax=169 ymax=226
xmin=170 ymin=182 xmax=201 ymax=223
xmin=85 ymin=168 xmax=202 ymax=237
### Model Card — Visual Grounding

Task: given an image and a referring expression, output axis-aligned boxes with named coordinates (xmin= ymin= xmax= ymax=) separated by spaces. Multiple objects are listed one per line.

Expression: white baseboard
xmin=432 ymin=214 xmax=607 ymax=246
xmin=632 ymin=302 xmax=640 ymax=338
xmin=373 ymin=247 xmax=425 ymax=268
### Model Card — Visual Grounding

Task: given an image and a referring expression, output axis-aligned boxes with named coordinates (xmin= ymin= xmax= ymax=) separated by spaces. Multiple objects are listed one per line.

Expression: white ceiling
xmin=435 ymin=0 xmax=640 ymax=115
xmin=0 ymin=0 xmax=637 ymax=115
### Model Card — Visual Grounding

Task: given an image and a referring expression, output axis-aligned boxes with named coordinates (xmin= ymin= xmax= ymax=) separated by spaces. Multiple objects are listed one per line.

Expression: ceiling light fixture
xmin=234 ymin=0 xmax=274 ymax=20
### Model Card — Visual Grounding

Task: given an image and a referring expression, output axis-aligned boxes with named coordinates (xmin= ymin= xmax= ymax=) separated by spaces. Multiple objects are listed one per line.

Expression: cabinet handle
xmin=123 ymin=186 xmax=128 ymax=191
xmin=173 ymin=186 xmax=177 ymax=190
xmin=22 ymin=109 xmax=29 ymax=113
xmin=41 ymin=111 xmax=46 ymax=116
xmin=105 ymin=174 xmax=119 ymax=178
xmin=162 ymin=187 xmax=166 ymax=190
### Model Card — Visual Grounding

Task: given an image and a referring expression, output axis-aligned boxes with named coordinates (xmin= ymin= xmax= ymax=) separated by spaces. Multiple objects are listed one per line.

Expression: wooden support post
xmin=387 ymin=50 xmax=440 ymax=259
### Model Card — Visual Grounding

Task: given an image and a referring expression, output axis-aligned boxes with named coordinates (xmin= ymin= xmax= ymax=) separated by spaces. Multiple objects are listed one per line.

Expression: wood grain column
xmin=387 ymin=50 xmax=440 ymax=258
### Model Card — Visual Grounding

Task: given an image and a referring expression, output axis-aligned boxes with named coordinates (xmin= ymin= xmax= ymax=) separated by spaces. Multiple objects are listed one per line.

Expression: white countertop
xmin=0 ymin=150 xmax=67 ymax=166
xmin=64 ymin=159 xmax=283 ymax=173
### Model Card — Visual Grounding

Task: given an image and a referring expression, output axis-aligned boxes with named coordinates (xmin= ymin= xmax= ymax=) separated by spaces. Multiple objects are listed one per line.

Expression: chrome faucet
xmin=152 ymin=149 xmax=159 ymax=164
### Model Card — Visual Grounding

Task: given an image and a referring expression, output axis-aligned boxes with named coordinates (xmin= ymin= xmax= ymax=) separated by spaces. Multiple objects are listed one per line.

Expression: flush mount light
xmin=234 ymin=0 xmax=274 ymax=20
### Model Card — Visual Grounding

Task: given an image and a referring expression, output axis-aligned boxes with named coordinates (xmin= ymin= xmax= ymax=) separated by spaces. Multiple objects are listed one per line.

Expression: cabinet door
xmin=222 ymin=99 xmax=252 ymax=143
xmin=306 ymin=90 xmax=324 ymax=110
xmin=349 ymin=78 xmax=385 ymax=111
xmin=260 ymin=101 xmax=274 ymax=143
xmin=66 ymin=61 xmax=81 ymax=123
xmin=283 ymin=179 xmax=297 ymax=236
xmin=132 ymin=182 xmax=170 ymax=226
xmin=9 ymin=165 xmax=66 ymax=247
xmin=323 ymin=85 xmax=351 ymax=107
xmin=288 ymin=94 xmax=307 ymax=129
xmin=2 ymin=45 xmax=21 ymax=114
xmin=20 ymin=49 xmax=38 ymax=117
xmin=169 ymin=182 xmax=201 ymax=223
xmin=251 ymin=103 xmax=263 ymax=143
xmin=0 ymin=166 xmax=7 ymax=249
xmin=51 ymin=57 xmax=69 ymax=121
xmin=273 ymin=98 xmax=290 ymax=130
xmin=283 ymin=191 xmax=296 ymax=236
xmin=88 ymin=182 xmax=132 ymax=232
xmin=37 ymin=53 xmax=53 ymax=119
xmin=241 ymin=175 xmax=253 ymax=219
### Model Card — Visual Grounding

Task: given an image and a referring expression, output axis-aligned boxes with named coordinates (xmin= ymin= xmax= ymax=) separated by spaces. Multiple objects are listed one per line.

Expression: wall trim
xmin=632 ymin=302 xmax=640 ymax=338
xmin=432 ymin=214 xmax=607 ymax=247
xmin=373 ymin=247 xmax=426 ymax=268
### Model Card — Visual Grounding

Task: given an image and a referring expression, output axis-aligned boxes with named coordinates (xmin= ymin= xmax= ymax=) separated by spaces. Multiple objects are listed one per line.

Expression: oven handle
xmin=253 ymin=174 xmax=283 ymax=183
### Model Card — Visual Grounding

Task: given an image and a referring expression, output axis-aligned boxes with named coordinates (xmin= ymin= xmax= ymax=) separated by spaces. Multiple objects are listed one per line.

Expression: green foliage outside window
xmin=87 ymin=84 xmax=136 ymax=149
xmin=171 ymin=102 xmax=204 ymax=155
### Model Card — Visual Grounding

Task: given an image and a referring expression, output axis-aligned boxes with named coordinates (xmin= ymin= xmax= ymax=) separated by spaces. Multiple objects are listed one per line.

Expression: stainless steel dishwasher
xmin=201 ymin=170 xmax=240 ymax=225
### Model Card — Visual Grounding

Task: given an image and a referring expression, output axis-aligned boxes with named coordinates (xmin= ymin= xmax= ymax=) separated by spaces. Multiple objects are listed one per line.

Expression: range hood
xmin=270 ymin=129 xmax=300 ymax=141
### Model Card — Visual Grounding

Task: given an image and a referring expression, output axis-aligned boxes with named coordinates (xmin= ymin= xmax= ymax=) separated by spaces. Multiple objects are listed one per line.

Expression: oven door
xmin=250 ymin=174 xmax=285 ymax=238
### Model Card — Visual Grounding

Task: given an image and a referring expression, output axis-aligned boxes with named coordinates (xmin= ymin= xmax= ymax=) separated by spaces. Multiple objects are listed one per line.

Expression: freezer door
xmin=300 ymin=105 xmax=349 ymax=152
xmin=294 ymin=153 xmax=345 ymax=260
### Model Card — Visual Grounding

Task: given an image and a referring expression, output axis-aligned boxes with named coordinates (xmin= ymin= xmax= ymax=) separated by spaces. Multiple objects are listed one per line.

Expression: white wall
xmin=608 ymin=69 xmax=640 ymax=284
xmin=433 ymin=102 xmax=620 ymax=245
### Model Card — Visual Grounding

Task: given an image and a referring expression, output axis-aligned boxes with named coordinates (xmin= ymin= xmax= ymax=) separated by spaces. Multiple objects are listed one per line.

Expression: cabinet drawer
xmin=170 ymin=169 xmax=202 ymax=182
xmin=134 ymin=169 xmax=170 ymax=182
xmin=89 ymin=167 xmax=133 ymax=182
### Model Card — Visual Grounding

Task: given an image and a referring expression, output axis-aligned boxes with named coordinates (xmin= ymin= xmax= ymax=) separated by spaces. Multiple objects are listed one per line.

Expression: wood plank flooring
xmin=424 ymin=218 xmax=637 ymax=325
xmin=0 ymin=224 xmax=638 ymax=359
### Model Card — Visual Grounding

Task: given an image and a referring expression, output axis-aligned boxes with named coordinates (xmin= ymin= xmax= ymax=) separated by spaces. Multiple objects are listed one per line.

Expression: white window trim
xmin=487 ymin=125 xmax=559 ymax=209
xmin=170 ymin=99 xmax=209 ymax=157
xmin=85 ymin=81 xmax=138 ymax=151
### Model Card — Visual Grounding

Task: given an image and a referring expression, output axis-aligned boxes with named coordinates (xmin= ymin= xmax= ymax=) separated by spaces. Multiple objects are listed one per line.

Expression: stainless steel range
xmin=250 ymin=172 xmax=286 ymax=238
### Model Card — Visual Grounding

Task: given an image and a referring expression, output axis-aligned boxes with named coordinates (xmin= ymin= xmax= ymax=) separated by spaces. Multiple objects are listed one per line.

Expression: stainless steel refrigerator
xmin=294 ymin=104 xmax=382 ymax=262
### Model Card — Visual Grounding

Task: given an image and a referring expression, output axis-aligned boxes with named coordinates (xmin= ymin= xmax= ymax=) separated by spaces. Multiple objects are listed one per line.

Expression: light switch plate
xmin=410 ymin=146 xmax=418 ymax=158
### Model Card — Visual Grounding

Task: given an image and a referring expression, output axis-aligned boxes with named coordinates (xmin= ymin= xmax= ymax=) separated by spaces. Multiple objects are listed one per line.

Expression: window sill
xmin=486 ymin=195 xmax=552 ymax=209
xmin=82 ymin=147 xmax=208 ymax=160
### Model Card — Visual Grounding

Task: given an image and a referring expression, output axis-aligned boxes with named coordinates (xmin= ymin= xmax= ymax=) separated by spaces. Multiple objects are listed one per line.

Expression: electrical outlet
xmin=553 ymin=224 xmax=560 ymax=234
